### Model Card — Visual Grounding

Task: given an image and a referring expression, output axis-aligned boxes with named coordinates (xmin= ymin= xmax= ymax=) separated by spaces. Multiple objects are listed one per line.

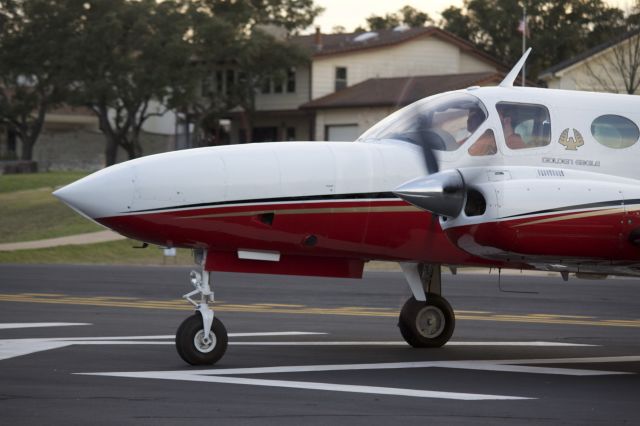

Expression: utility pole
xmin=522 ymin=2 xmax=527 ymax=86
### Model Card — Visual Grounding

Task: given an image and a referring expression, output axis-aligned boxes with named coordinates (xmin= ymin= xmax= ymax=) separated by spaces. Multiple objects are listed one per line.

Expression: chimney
xmin=314 ymin=26 xmax=323 ymax=51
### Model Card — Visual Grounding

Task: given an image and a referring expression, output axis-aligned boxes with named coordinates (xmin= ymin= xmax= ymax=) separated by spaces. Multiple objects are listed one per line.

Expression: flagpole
xmin=522 ymin=3 xmax=526 ymax=86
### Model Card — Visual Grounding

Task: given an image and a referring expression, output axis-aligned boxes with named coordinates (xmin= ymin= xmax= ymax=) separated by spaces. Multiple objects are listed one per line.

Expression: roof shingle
xmin=300 ymin=72 xmax=503 ymax=109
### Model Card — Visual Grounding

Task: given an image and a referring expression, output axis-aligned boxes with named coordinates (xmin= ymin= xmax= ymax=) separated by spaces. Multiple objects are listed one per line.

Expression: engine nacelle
xmin=440 ymin=167 xmax=640 ymax=262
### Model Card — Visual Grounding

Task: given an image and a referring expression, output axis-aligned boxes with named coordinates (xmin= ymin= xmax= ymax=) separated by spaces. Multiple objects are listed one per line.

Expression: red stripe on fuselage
xmin=446 ymin=207 xmax=640 ymax=261
xmin=96 ymin=199 xmax=492 ymax=265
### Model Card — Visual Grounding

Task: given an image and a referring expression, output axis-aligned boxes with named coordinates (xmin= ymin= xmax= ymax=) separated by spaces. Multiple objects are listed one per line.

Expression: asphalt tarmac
xmin=1 ymin=264 xmax=639 ymax=425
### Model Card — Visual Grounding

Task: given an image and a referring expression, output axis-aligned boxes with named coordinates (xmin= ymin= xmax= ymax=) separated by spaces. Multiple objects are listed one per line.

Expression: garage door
xmin=326 ymin=124 xmax=359 ymax=141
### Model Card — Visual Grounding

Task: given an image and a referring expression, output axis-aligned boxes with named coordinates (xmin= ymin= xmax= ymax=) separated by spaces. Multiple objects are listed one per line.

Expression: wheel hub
xmin=194 ymin=329 xmax=217 ymax=353
xmin=416 ymin=305 xmax=445 ymax=338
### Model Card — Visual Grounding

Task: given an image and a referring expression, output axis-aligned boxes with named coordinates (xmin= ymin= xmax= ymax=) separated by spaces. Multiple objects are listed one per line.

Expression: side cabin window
xmin=468 ymin=129 xmax=497 ymax=156
xmin=591 ymin=114 xmax=639 ymax=149
xmin=496 ymin=102 xmax=551 ymax=150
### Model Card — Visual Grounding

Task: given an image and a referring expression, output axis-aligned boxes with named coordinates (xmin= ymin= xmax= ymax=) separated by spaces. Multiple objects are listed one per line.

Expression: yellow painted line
xmin=253 ymin=303 xmax=307 ymax=308
xmin=0 ymin=293 xmax=639 ymax=328
xmin=526 ymin=314 xmax=595 ymax=319
xmin=20 ymin=293 xmax=66 ymax=297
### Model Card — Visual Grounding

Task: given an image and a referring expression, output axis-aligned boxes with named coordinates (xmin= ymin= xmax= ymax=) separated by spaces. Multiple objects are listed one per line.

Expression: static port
xmin=303 ymin=235 xmax=318 ymax=247
xmin=464 ymin=189 xmax=486 ymax=217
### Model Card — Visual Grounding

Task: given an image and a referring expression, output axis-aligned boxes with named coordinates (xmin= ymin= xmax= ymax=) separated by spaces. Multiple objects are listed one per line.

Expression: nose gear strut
xmin=175 ymin=249 xmax=228 ymax=365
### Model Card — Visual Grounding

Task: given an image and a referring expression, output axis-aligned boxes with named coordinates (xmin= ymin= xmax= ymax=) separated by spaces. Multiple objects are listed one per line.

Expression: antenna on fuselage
xmin=499 ymin=47 xmax=532 ymax=87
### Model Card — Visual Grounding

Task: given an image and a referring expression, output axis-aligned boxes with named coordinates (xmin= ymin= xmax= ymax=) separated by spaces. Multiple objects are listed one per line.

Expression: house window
xmin=216 ymin=70 xmax=223 ymax=93
xmin=335 ymin=67 xmax=347 ymax=91
xmin=274 ymin=76 xmax=283 ymax=93
xmin=261 ymin=76 xmax=271 ymax=94
xmin=286 ymin=68 xmax=296 ymax=93
xmin=225 ymin=69 xmax=235 ymax=95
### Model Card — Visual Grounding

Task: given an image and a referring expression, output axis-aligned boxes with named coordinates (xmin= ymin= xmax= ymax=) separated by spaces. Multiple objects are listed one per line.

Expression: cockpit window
xmin=496 ymin=102 xmax=551 ymax=150
xmin=357 ymin=93 xmax=488 ymax=151
xmin=468 ymin=129 xmax=497 ymax=156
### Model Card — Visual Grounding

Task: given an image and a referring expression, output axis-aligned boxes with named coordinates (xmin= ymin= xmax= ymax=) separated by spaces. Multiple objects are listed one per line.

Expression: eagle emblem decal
xmin=558 ymin=128 xmax=584 ymax=151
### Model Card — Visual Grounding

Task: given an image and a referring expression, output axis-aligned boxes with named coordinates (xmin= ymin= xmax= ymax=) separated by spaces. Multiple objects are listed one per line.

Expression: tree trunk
xmin=19 ymin=136 xmax=35 ymax=161
xmin=17 ymin=103 xmax=47 ymax=161
xmin=241 ymin=110 xmax=253 ymax=143
xmin=124 ymin=140 xmax=143 ymax=160
xmin=104 ymin=134 xmax=119 ymax=167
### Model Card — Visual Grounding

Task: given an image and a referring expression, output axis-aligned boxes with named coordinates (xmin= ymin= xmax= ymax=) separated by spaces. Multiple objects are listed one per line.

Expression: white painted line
xmin=434 ymin=361 xmax=630 ymax=376
xmin=228 ymin=341 xmax=596 ymax=347
xmin=108 ymin=356 xmax=629 ymax=378
xmin=497 ymin=355 xmax=640 ymax=365
xmin=0 ymin=323 xmax=91 ymax=330
xmin=0 ymin=340 xmax=72 ymax=361
xmin=0 ymin=332 xmax=327 ymax=360
xmin=81 ymin=371 xmax=531 ymax=401
xmin=449 ymin=341 xmax=597 ymax=347
xmin=229 ymin=332 xmax=327 ymax=338
xmin=55 ymin=332 xmax=326 ymax=341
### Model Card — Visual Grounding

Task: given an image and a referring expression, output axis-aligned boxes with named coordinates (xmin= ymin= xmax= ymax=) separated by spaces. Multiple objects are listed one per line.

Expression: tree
xmin=440 ymin=0 xmax=627 ymax=81
xmin=0 ymin=0 xmax=78 ymax=161
xmin=230 ymin=28 xmax=308 ymax=142
xmin=365 ymin=5 xmax=432 ymax=31
xmin=69 ymin=0 xmax=196 ymax=166
xmin=199 ymin=0 xmax=324 ymax=35
xmin=186 ymin=0 xmax=319 ymax=144
xmin=585 ymin=28 xmax=640 ymax=94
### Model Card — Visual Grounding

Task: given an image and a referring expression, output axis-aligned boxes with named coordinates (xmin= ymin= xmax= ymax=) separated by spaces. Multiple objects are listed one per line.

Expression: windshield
xmin=357 ymin=92 xmax=488 ymax=151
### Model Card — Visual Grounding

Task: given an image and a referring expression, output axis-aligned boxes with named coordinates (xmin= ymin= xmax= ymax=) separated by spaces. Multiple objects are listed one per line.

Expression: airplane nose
xmin=53 ymin=164 xmax=135 ymax=219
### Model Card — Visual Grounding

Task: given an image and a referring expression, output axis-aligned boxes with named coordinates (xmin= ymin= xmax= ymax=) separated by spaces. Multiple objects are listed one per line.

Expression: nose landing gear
xmin=176 ymin=253 xmax=228 ymax=365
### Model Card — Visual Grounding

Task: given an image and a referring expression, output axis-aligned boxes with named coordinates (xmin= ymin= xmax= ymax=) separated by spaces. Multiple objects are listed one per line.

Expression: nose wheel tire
xmin=176 ymin=314 xmax=228 ymax=365
xmin=398 ymin=293 xmax=455 ymax=348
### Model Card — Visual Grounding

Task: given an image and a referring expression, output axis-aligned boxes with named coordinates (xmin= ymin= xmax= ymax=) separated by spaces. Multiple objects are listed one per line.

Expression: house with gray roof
xmin=232 ymin=26 xmax=506 ymax=143
xmin=540 ymin=29 xmax=640 ymax=94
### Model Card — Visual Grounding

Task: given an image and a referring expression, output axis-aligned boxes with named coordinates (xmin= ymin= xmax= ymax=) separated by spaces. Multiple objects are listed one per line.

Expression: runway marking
xmin=1 ymin=292 xmax=639 ymax=328
xmin=81 ymin=355 xmax=640 ymax=401
xmin=227 ymin=341 xmax=595 ymax=347
xmin=80 ymin=371 xmax=529 ymax=401
xmin=0 ymin=322 xmax=91 ymax=330
xmin=0 ymin=332 xmax=325 ymax=361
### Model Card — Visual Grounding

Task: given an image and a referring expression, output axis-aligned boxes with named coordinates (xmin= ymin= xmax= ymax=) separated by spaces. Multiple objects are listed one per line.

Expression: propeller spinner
xmin=393 ymin=169 xmax=466 ymax=218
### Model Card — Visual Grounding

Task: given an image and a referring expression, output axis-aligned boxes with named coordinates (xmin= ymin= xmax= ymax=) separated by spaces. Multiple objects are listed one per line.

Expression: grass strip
xmin=0 ymin=188 xmax=103 ymax=243
xmin=0 ymin=171 xmax=89 ymax=193
xmin=0 ymin=239 xmax=194 ymax=266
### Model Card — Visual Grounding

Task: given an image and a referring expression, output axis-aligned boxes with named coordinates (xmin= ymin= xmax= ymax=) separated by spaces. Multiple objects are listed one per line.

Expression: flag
xmin=517 ymin=19 xmax=528 ymax=37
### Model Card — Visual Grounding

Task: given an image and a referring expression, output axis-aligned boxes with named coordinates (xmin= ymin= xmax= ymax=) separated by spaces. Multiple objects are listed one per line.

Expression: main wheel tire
xmin=398 ymin=293 xmax=455 ymax=348
xmin=175 ymin=314 xmax=228 ymax=365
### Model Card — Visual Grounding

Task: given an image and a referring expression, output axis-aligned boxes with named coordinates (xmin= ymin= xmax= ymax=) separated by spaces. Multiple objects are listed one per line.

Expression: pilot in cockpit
xmin=466 ymin=107 xmax=497 ymax=156
xmin=497 ymin=106 xmax=526 ymax=149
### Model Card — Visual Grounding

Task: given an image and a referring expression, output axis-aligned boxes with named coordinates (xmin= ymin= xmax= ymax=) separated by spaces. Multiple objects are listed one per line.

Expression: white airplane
xmin=54 ymin=49 xmax=640 ymax=365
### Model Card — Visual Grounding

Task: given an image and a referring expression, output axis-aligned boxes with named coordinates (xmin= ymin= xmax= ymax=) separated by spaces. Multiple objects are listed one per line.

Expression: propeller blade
xmin=422 ymin=140 xmax=439 ymax=174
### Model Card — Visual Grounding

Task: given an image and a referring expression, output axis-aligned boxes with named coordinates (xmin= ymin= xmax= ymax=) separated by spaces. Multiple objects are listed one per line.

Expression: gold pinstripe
xmin=180 ymin=205 xmax=420 ymax=219
xmin=512 ymin=207 xmax=625 ymax=228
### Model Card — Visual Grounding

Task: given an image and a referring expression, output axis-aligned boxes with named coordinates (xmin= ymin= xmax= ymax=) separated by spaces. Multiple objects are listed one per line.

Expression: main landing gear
xmin=398 ymin=263 xmax=455 ymax=347
xmin=175 ymin=250 xmax=228 ymax=365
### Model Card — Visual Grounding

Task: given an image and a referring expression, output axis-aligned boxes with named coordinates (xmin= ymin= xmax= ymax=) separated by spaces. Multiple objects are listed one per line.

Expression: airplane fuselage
xmin=55 ymin=86 xmax=640 ymax=277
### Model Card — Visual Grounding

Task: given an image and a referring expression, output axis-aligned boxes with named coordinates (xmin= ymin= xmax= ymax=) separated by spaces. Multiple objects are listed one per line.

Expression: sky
xmin=309 ymin=0 xmax=634 ymax=34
